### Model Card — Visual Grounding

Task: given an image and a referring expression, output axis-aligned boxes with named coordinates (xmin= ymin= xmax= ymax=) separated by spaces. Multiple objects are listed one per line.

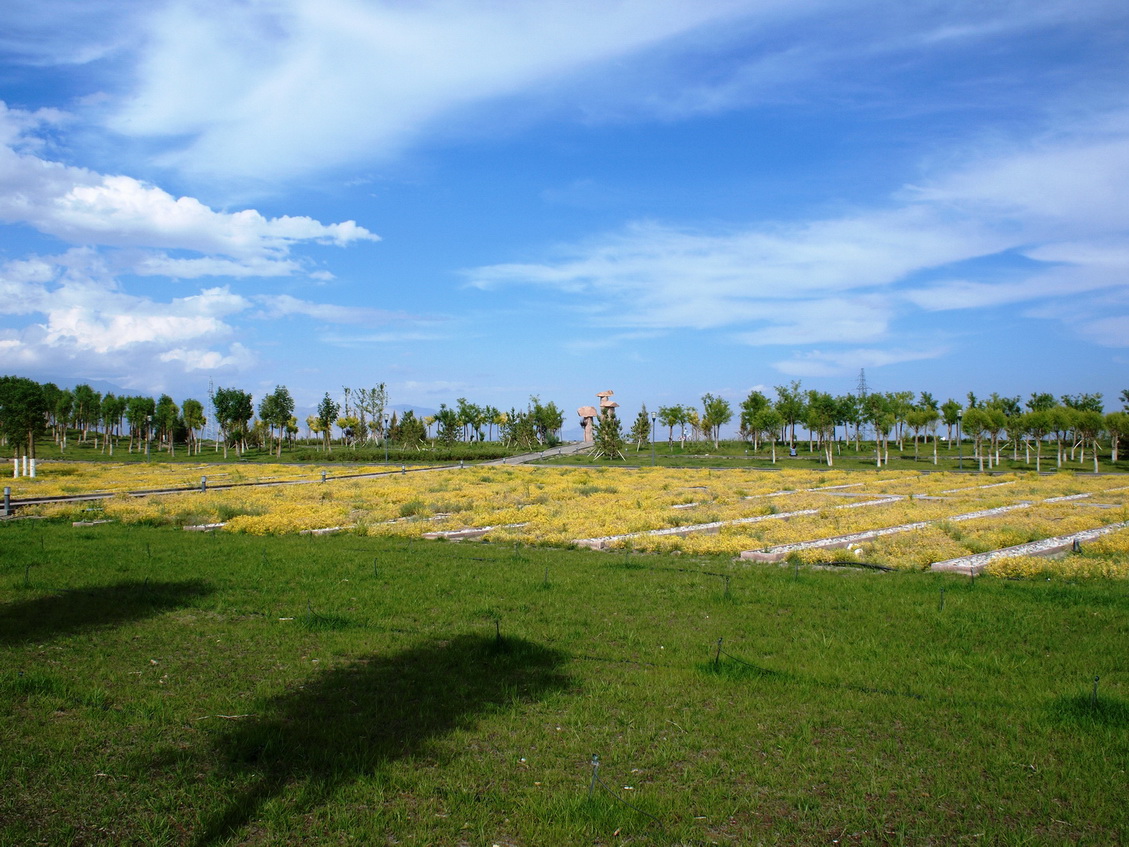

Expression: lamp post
xmin=145 ymin=415 xmax=152 ymax=460
xmin=383 ymin=413 xmax=391 ymax=463
xmin=650 ymin=412 xmax=657 ymax=466
xmin=957 ymin=409 xmax=963 ymax=471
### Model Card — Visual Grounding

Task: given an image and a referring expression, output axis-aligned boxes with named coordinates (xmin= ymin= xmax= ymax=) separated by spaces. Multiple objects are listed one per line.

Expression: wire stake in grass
xmin=939 ymin=588 xmax=946 ymax=612
xmin=1093 ymin=675 xmax=1100 ymax=707
xmin=589 ymin=754 xmax=600 ymax=798
xmin=373 ymin=557 xmax=379 ymax=578
xmin=724 ymin=574 xmax=731 ymax=597
xmin=714 ymin=637 xmax=723 ymax=669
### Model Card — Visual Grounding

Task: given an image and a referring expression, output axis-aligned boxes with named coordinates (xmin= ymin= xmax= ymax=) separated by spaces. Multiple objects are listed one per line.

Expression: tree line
xmin=3 ymin=374 xmax=1127 ymax=466
xmin=0 ymin=376 xmax=568 ymax=459
xmin=614 ymin=382 xmax=1129 ymax=470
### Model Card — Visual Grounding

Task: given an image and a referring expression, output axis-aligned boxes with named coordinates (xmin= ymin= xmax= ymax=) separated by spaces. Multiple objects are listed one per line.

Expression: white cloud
xmin=104 ymin=0 xmax=762 ymax=180
xmin=468 ymin=212 xmax=993 ymax=330
xmin=24 ymin=0 xmax=1099 ymax=184
xmin=41 ymin=285 xmax=247 ymax=354
xmin=0 ymin=101 xmax=391 ymax=389
xmin=158 ymin=342 xmax=256 ymax=371
xmin=467 ymin=112 xmax=1129 ymax=351
xmin=252 ymin=294 xmax=410 ymax=325
xmin=131 ymin=254 xmax=305 ymax=279
xmin=734 ymin=297 xmax=894 ymax=346
xmin=1075 ymin=316 xmax=1129 ymax=348
xmin=0 ymin=101 xmax=378 ymax=267
xmin=773 ymin=347 xmax=948 ymax=378
xmin=907 ymin=135 xmax=1129 ymax=239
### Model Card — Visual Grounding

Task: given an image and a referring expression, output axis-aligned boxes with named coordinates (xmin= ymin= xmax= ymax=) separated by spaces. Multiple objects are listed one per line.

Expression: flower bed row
xmin=21 ymin=465 xmax=1129 ymax=577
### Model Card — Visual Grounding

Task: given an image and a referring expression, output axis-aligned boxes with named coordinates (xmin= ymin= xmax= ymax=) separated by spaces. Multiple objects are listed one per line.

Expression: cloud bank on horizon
xmin=0 ymin=0 xmax=1126 ymax=410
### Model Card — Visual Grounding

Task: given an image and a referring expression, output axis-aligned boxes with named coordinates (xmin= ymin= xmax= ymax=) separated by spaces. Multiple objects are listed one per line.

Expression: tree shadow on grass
xmin=194 ymin=633 xmax=570 ymax=846
xmin=0 ymin=580 xmax=213 ymax=646
xmin=1047 ymin=693 xmax=1129 ymax=729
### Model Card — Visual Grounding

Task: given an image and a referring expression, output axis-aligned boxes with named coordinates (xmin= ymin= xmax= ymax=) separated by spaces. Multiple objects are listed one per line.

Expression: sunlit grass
xmin=2 ymin=521 xmax=1127 ymax=844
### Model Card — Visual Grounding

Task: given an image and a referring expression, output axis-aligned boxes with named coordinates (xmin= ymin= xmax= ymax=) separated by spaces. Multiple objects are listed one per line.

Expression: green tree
xmin=1046 ymin=405 xmax=1076 ymax=468
xmin=905 ymin=407 xmax=934 ymax=463
xmin=354 ymin=384 xmax=387 ymax=443
xmin=983 ymin=407 xmax=1007 ymax=468
xmin=961 ymin=407 xmax=989 ymax=471
xmin=889 ymin=390 xmax=915 ymax=450
xmin=435 ymin=403 xmax=461 ymax=446
xmin=316 ymin=393 xmax=340 ymax=451
xmin=182 ymin=398 xmax=206 ymax=455
xmin=1062 ymin=393 xmax=1103 ymax=414
xmin=1074 ymin=410 xmax=1104 ymax=472
xmin=629 ymin=405 xmax=652 ymax=451
xmin=530 ymin=397 xmax=564 ymax=446
xmin=941 ymin=398 xmax=961 ymax=446
xmin=71 ymin=383 xmax=101 ymax=443
xmin=738 ymin=391 xmax=769 ymax=445
xmin=700 ymin=393 xmax=733 ymax=449
xmin=456 ymin=397 xmax=485 ymax=442
xmin=126 ymin=395 xmax=155 ymax=454
xmin=1021 ymin=410 xmax=1050 ymax=471
xmin=752 ymin=407 xmax=783 ymax=462
xmin=592 ymin=409 xmax=626 ymax=460
xmin=0 ymin=376 xmax=48 ymax=459
xmin=259 ymin=386 xmax=295 ymax=456
xmin=657 ymin=405 xmax=685 ymax=448
xmin=213 ymin=386 xmax=254 ymax=457
xmin=1105 ymin=411 xmax=1129 ymax=463
xmin=774 ymin=381 xmax=805 ymax=447
xmin=865 ymin=394 xmax=894 ymax=467
xmin=1026 ymin=392 xmax=1056 ymax=413
xmin=100 ymin=393 xmax=127 ymax=454
xmin=391 ymin=409 xmax=426 ymax=447
xmin=839 ymin=394 xmax=865 ymax=451
xmin=53 ymin=389 xmax=73 ymax=450
xmin=804 ymin=390 xmax=838 ymax=465
xmin=336 ymin=414 xmax=361 ymax=447
xmin=154 ymin=394 xmax=179 ymax=455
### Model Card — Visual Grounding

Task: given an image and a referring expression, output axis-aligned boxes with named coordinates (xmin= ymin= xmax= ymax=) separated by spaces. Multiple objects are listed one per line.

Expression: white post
xmin=23 ymin=454 xmax=29 ymax=476
xmin=12 ymin=458 xmax=17 ymax=478
xmin=30 ymin=458 xmax=36 ymax=478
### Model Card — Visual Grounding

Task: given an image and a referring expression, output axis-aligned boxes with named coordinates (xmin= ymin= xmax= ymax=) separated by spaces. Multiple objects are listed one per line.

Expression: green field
xmin=2 ymin=521 xmax=1128 ymax=845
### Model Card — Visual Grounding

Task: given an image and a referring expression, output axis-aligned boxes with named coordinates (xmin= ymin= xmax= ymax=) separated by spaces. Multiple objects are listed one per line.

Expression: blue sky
xmin=1 ymin=0 xmax=1127 ymax=426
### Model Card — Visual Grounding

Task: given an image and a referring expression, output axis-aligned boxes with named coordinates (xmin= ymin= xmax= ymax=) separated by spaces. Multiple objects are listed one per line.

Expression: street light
xmin=650 ymin=412 xmax=657 ymax=465
xmin=383 ymin=413 xmax=391 ymax=463
xmin=957 ymin=409 xmax=963 ymax=471
xmin=145 ymin=415 xmax=152 ymax=459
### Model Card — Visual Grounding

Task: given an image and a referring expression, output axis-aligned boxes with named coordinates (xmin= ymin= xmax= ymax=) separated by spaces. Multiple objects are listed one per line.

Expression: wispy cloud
xmin=773 ymin=347 xmax=949 ymax=378
xmin=252 ymin=294 xmax=411 ymax=326
xmin=466 ymin=111 xmax=1129 ymax=375
xmin=102 ymin=0 xmax=756 ymax=182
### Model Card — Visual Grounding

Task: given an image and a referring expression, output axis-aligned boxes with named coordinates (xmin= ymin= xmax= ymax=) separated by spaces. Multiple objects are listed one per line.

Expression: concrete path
xmin=481 ymin=441 xmax=593 ymax=465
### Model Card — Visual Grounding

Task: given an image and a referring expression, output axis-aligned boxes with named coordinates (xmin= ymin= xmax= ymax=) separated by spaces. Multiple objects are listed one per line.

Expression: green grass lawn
xmin=2 ymin=521 xmax=1127 ymax=845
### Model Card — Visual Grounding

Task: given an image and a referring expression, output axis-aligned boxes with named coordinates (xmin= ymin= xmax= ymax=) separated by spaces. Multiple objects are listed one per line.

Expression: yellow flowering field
xmin=6 ymin=460 xmax=411 ymax=498
xmin=18 ymin=464 xmax=1129 ymax=577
